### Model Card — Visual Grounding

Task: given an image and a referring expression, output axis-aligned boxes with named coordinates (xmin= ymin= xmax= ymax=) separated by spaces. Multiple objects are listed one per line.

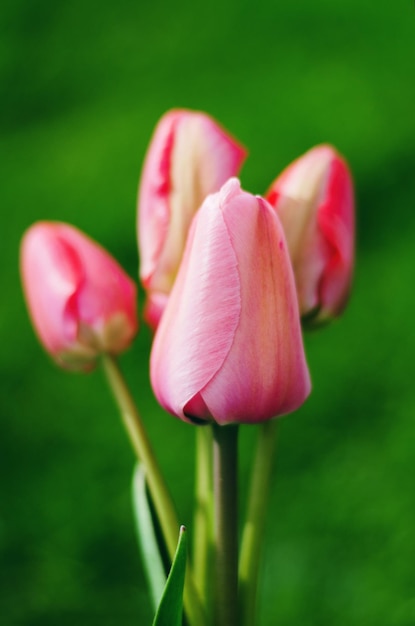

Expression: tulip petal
xmin=55 ymin=224 xmax=137 ymax=343
xmin=143 ymin=291 xmax=170 ymax=331
xmin=139 ymin=111 xmax=176 ymax=287
xmin=138 ymin=109 xmax=247 ymax=300
xmin=200 ymin=188 xmax=310 ymax=424
xmin=266 ymin=145 xmax=354 ymax=322
xmin=21 ymin=225 xmax=84 ymax=354
xmin=317 ymin=156 xmax=354 ymax=318
xmin=150 ymin=190 xmax=242 ymax=422
xmin=21 ymin=222 xmax=138 ymax=370
xmin=151 ymin=179 xmax=310 ymax=425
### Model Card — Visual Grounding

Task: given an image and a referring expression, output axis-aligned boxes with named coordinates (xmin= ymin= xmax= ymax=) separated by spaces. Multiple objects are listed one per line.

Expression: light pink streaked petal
xmin=266 ymin=145 xmax=334 ymax=279
xmin=150 ymin=190 xmax=242 ymax=422
xmin=54 ymin=224 xmax=137 ymax=341
xmin=138 ymin=111 xmax=178 ymax=286
xmin=138 ymin=109 xmax=247 ymax=297
xmin=200 ymin=189 xmax=310 ymax=424
xmin=20 ymin=224 xmax=84 ymax=354
xmin=143 ymin=291 xmax=169 ymax=332
xmin=150 ymin=178 xmax=311 ymax=425
xmin=317 ymin=155 xmax=354 ymax=318
xmin=266 ymin=145 xmax=354 ymax=321
xmin=21 ymin=222 xmax=138 ymax=369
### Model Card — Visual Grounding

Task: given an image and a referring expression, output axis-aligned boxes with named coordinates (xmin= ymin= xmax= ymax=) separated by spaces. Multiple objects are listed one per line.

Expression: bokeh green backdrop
xmin=1 ymin=1 xmax=415 ymax=624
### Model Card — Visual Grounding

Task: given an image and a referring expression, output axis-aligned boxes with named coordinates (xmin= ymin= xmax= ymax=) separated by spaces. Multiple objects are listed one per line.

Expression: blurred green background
xmin=1 ymin=0 xmax=415 ymax=624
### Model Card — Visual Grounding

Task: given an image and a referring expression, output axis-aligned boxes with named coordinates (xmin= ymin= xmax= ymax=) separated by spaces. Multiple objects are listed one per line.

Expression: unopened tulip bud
xmin=150 ymin=178 xmax=311 ymax=425
xmin=266 ymin=145 xmax=354 ymax=326
xmin=20 ymin=222 xmax=138 ymax=370
xmin=138 ymin=109 xmax=247 ymax=329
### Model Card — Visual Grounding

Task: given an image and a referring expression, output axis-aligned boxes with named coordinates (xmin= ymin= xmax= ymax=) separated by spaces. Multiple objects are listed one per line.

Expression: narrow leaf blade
xmin=152 ymin=526 xmax=187 ymax=626
xmin=132 ymin=464 xmax=166 ymax=610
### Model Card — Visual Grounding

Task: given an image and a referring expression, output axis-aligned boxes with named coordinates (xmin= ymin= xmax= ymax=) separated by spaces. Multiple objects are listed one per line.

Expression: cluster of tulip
xmin=20 ymin=109 xmax=354 ymax=626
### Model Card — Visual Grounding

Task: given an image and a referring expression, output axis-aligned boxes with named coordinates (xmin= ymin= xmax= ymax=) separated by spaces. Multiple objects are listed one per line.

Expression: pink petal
xmin=21 ymin=222 xmax=138 ymax=369
xmin=20 ymin=224 xmax=84 ymax=354
xmin=200 ymin=185 xmax=310 ymax=424
xmin=150 ymin=188 xmax=242 ymax=422
xmin=317 ymin=155 xmax=354 ymax=318
xmin=266 ymin=145 xmax=354 ymax=321
xmin=138 ymin=110 xmax=247 ymax=299
xmin=143 ymin=291 xmax=169 ymax=332
xmin=55 ymin=224 xmax=137 ymax=340
xmin=150 ymin=179 xmax=310 ymax=425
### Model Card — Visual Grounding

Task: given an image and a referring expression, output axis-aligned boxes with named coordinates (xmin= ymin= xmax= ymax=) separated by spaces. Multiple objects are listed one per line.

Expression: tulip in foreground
xmin=266 ymin=145 xmax=354 ymax=325
xmin=138 ymin=109 xmax=247 ymax=329
xmin=21 ymin=222 xmax=138 ymax=370
xmin=150 ymin=178 xmax=311 ymax=425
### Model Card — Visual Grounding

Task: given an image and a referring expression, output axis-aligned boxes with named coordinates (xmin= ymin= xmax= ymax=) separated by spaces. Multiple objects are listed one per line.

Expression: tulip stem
xmin=212 ymin=423 xmax=239 ymax=626
xmin=193 ymin=426 xmax=214 ymax=622
xmin=101 ymin=355 xmax=206 ymax=626
xmin=239 ymin=420 xmax=278 ymax=626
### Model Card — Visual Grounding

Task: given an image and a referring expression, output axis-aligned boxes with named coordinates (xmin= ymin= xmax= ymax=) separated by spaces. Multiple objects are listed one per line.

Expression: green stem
xmin=193 ymin=426 xmax=214 ymax=622
xmin=239 ymin=420 xmax=278 ymax=626
xmin=213 ymin=423 xmax=239 ymax=626
xmin=101 ymin=354 xmax=206 ymax=626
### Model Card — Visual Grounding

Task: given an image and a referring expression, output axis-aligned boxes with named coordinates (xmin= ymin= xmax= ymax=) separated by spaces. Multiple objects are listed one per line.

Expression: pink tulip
xmin=266 ymin=145 xmax=354 ymax=325
xmin=150 ymin=178 xmax=311 ymax=425
xmin=138 ymin=109 xmax=247 ymax=329
xmin=20 ymin=222 xmax=138 ymax=370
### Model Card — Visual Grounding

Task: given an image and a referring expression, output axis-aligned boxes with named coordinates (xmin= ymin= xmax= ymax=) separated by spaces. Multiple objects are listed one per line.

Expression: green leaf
xmin=152 ymin=525 xmax=187 ymax=626
xmin=132 ymin=464 xmax=166 ymax=610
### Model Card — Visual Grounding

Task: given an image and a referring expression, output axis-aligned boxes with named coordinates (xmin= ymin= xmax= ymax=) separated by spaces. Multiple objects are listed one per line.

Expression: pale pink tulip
xmin=21 ymin=222 xmax=138 ymax=370
xmin=138 ymin=109 xmax=247 ymax=329
xmin=266 ymin=145 xmax=354 ymax=325
xmin=150 ymin=178 xmax=311 ymax=425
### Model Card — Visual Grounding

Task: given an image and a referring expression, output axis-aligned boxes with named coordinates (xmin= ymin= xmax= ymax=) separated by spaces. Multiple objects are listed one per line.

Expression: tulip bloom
xmin=266 ymin=145 xmax=354 ymax=325
xmin=138 ymin=109 xmax=247 ymax=329
xmin=150 ymin=178 xmax=310 ymax=425
xmin=20 ymin=222 xmax=138 ymax=371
